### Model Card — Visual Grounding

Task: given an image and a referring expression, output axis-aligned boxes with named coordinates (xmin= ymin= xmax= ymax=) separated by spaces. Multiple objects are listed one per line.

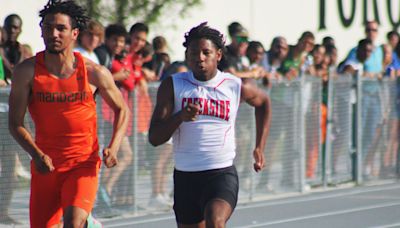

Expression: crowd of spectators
xmin=1 ymin=12 xmax=400 ymax=223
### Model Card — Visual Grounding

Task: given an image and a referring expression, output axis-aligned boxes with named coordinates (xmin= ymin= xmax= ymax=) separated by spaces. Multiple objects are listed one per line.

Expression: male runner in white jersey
xmin=148 ymin=22 xmax=271 ymax=228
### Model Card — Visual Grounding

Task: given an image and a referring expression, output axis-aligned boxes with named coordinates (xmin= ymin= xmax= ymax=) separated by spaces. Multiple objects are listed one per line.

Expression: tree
xmin=79 ymin=0 xmax=201 ymax=26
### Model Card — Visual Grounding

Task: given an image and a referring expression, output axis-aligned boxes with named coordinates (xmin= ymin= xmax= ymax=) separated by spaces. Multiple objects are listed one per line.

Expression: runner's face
xmin=41 ymin=13 xmax=79 ymax=54
xmin=186 ymin=38 xmax=222 ymax=80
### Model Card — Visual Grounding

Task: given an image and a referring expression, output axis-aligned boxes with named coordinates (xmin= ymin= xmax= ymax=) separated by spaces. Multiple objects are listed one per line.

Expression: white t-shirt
xmin=172 ymin=70 xmax=242 ymax=171
xmin=341 ymin=58 xmax=363 ymax=104
xmin=74 ymin=46 xmax=100 ymax=64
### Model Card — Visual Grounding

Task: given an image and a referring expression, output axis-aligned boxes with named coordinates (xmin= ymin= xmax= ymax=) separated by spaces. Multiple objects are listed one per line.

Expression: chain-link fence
xmin=325 ymin=75 xmax=354 ymax=184
xmin=357 ymin=77 xmax=399 ymax=182
xmin=0 ymin=74 xmax=399 ymax=225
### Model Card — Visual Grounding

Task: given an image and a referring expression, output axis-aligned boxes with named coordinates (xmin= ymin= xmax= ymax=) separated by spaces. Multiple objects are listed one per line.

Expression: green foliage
xmin=78 ymin=0 xmax=201 ymax=26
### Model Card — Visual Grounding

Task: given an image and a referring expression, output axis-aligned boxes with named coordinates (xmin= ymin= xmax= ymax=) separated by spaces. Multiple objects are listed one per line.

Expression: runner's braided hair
xmin=183 ymin=22 xmax=225 ymax=50
xmin=39 ymin=0 xmax=89 ymax=32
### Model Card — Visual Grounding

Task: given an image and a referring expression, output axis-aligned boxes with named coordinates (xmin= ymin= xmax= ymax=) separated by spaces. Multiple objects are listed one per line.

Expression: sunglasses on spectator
xmin=366 ymin=28 xmax=378 ymax=32
xmin=235 ymin=36 xmax=249 ymax=43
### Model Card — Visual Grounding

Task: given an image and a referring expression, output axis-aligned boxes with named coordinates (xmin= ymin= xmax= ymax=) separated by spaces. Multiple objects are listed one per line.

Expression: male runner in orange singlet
xmin=8 ymin=0 xmax=129 ymax=227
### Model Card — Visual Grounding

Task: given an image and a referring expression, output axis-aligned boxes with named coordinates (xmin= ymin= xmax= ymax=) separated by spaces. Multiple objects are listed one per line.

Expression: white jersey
xmin=172 ymin=70 xmax=242 ymax=171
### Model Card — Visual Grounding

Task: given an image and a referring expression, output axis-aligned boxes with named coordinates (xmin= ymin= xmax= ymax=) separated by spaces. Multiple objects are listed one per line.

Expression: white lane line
xmin=237 ymin=184 xmax=400 ymax=209
xmin=370 ymin=222 xmax=400 ymax=228
xmin=235 ymin=201 xmax=400 ymax=228
xmin=104 ymin=184 xmax=400 ymax=227
xmin=104 ymin=215 xmax=175 ymax=227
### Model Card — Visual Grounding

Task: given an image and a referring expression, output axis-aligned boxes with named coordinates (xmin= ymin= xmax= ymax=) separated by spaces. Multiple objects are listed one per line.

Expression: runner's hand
xmin=103 ymin=147 xmax=118 ymax=168
xmin=253 ymin=148 xmax=265 ymax=172
xmin=180 ymin=103 xmax=200 ymax=122
xmin=34 ymin=153 xmax=55 ymax=173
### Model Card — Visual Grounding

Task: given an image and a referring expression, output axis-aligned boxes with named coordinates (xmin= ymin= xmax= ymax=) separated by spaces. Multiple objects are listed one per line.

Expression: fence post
xmin=324 ymin=71 xmax=334 ymax=187
xmin=131 ymin=89 xmax=139 ymax=214
xmin=356 ymin=71 xmax=363 ymax=185
xmin=299 ymin=76 xmax=306 ymax=193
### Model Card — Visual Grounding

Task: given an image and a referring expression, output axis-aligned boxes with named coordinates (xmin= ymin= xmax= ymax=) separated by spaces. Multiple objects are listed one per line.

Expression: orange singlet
xmin=28 ymin=51 xmax=100 ymax=227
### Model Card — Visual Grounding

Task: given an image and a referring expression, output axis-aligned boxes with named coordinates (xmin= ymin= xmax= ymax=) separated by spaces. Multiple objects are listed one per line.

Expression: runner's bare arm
xmin=87 ymin=62 xmax=129 ymax=168
xmin=148 ymin=77 xmax=200 ymax=146
xmin=148 ymin=77 xmax=178 ymax=146
xmin=241 ymin=79 xmax=271 ymax=172
xmin=8 ymin=58 xmax=55 ymax=172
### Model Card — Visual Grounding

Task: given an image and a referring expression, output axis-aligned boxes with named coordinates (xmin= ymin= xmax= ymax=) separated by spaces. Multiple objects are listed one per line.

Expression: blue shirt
xmin=347 ymin=45 xmax=383 ymax=73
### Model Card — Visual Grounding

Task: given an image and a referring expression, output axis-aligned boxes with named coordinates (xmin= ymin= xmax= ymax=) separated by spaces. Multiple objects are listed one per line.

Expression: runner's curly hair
xmin=183 ymin=22 xmax=225 ymax=50
xmin=39 ymin=0 xmax=89 ymax=31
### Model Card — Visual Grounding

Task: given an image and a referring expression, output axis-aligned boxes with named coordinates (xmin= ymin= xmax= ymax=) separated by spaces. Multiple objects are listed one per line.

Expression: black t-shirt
xmin=161 ymin=61 xmax=187 ymax=81
xmin=2 ymin=41 xmax=22 ymax=65
xmin=94 ymin=45 xmax=112 ymax=70
xmin=218 ymin=45 xmax=245 ymax=72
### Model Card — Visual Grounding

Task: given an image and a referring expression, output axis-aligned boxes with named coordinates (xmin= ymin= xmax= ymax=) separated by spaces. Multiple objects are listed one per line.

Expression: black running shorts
xmin=173 ymin=165 xmax=239 ymax=224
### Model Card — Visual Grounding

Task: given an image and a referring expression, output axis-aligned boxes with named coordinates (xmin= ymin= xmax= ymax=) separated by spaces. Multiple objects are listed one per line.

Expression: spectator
xmin=247 ymin=40 xmax=274 ymax=87
xmin=385 ymin=32 xmax=400 ymax=77
xmin=144 ymin=36 xmax=171 ymax=80
xmin=381 ymin=42 xmax=400 ymax=177
xmin=95 ymin=24 xmax=127 ymax=71
xmin=163 ymin=60 xmax=187 ymax=78
xmin=0 ymin=26 xmax=4 ymax=43
xmin=0 ymin=15 xmax=31 ymax=225
xmin=0 ymin=27 xmax=6 ymax=87
xmin=260 ymin=36 xmax=289 ymax=81
xmin=307 ymin=44 xmax=329 ymax=178
xmin=152 ymin=35 xmax=168 ymax=54
xmin=74 ymin=20 xmax=104 ymax=64
xmin=278 ymin=31 xmax=316 ymax=182
xmin=342 ymin=38 xmax=382 ymax=176
xmin=94 ymin=23 xmax=130 ymax=215
xmin=219 ymin=21 xmax=264 ymax=79
xmin=387 ymin=30 xmax=399 ymax=50
xmin=310 ymin=44 xmax=328 ymax=79
xmin=103 ymin=22 xmax=151 ymax=209
xmin=140 ymin=41 xmax=159 ymax=81
xmin=341 ymin=39 xmax=374 ymax=74
xmin=325 ymin=44 xmax=338 ymax=69
xmin=279 ymin=31 xmax=315 ymax=79
xmin=129 ymin=30 xmax=175 ymax=209
xmin=247 ymin=41 xmax=266 ymax=68
xmin=382 ymin=44 xmax=395 ymax=78
xmin=322 ymin=36 xmax=335 ymax=48
xmin=256 ymin=37 xmax=291 ymax=192
xmin=0 ymin=14 xmax=31 ymax=82
xmin=344 ymin=21 xmax=383 ymax=74
xmin=322 ymin=36 xmax=338 ymax=70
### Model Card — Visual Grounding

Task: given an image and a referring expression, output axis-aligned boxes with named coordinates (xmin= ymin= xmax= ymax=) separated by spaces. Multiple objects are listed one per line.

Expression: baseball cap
xmin=228 ymin=22 xmax=249 ymax=38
